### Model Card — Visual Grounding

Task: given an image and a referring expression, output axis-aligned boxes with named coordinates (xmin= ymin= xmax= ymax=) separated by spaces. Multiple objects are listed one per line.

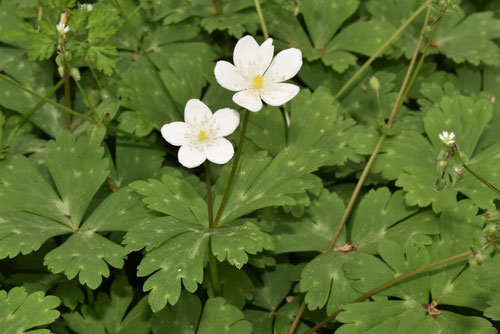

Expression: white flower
xmin=161 ymin=99 xmax=240 ymax=168
xmin=214 ymin=35 xmax=303 ymax=112
xmin=439 ymin=131 xmax=455 ymax=145
xmin=80 ymin=3 xmax=93 ymax=12
xmin=56 ymin=23 xmax=70 ymax=34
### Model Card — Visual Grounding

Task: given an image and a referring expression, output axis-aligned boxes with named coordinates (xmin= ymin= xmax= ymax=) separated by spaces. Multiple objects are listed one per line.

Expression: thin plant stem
xmin=334 ymin=0 xmax=432 ymax=100
xmin=0 ymin=74 xmax=160 ymax=147
xmin=16 ymin=78 xmax=64 ymax=127
xmin=206 ymin=161 xmax=215 ymax=229
xmin=208 ymin=241 xmax=221 ymax=295
xmin=63 ymin=61 xmax=72 ymax=130
xmin=85 ymin=59 xmax=102 ymax=90
xmin=304 ymin=250 xmax=473 ymax=334
xmin=212 ymin=0 xmax=222 ymax=14
xmin=287 ymin=301 xmax=306 ymax=334
xmin=463 ymin=164 xmax=500 ymax=196
xmin=327 ymin=8 xmax=431 ymax=252
xmin=74 ymin=79 xmax=99 ymax=120
xmin=213 ymin=110 xmax=250 ymax=227
xmin=254 ymin=0 xmax=269 ymax=39
xmin=290 ymin=8 xmax=434 ymax=334
xmin=111 ymin=0 xmax=181 ymax=114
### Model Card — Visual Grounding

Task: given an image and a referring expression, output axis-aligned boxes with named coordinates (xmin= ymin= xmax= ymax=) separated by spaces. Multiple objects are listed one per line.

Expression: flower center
xmin=198 ymin=130 xmax=208 ymax=141
xmin=252 ymin=74 xmax=264 ymax=89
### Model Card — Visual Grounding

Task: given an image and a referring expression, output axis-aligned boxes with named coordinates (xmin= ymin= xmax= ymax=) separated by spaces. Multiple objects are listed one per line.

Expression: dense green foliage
xmin=0 ymin=0 xmax=499 ymax=333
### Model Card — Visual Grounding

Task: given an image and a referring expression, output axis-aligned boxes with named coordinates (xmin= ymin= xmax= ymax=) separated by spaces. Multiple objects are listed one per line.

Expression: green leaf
xmin=110 ymin=137 xmax=164 ymax=188
xmin=0 ymin=132 xmax=151 ymax=288
xmin=299 ymin=0 xmax=359 ymax=48
xmin=55 ymin=279 xmax=85 ymax=311
xmin=130 ymin=173 xmax=208 ymax=226
xmin=211 ymin=220 xmax=273 ymax=269
xmin=0 ymin=286 xmax=60 ymax=333
xmin=136 ymin=227 xmax=209 ymax=312
xmin=213 ymin=147 xmax=331 ymax=225
xmin=336 ymin=300 xmax=496 ymax=334
xmin=484 ymin=293 xmax=500 ymax=321
xmin=252 ymin=263 xmax=300 ymax=311
xmin=151 ymin=291 xmax=201 ymax=334
xmin=246 ymin=106 xmax=287 ymax=156
xmin=372 ymin=93 xmax=498 ymax=212
xmin=434 ymin=11 xmax=500 ymax=66
xmin=299 ymin=252 xmax=359 ymax=314
xmin=63 ymin=276 xmax=151 ymax=334
xmin=266 ymin=189 xmax=345 ymax=253
xmin=205 ymin=261 xmax=253 ymax=308
xmin=197 ymin=297 xmax=253 ymax=334
xmin=45 ymin=131 xmax=109 ymax=226
xmin=117 ymin=111 xmax=154 ymax=137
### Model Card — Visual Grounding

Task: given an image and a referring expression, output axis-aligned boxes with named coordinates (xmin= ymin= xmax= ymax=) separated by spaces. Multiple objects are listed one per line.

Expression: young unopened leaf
xmin=0 ymin=287 xmax=60 ymax=333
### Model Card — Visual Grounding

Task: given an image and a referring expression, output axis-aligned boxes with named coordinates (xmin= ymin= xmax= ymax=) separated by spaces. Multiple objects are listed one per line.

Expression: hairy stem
xmin=463 ymin=164 xmax=500 ymax=196
xmin=213 ymin=110 xmax=250 ymax=227
xmin=0 ymin=74 xmax=159 ymax=147
xmin=287 ymin=301 xmax=306 ymax=334
xmin=112 ymin=0 xmax=181 ymax=115
xmin=254 ymin=0 xmax=269 ymax=39
xmin=334 ymin=0 xmax=432 ymax=100
xmin=305 ymin=250 xmax=472 ymax=334
xmin=206 ymin=161 xmax=215 ymax=229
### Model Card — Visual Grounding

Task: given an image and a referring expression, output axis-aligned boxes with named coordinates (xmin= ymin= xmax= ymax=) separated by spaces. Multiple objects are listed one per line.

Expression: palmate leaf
xmin=152 ymin=293 xmax=252 ymax=334
xmin=372 ymin=93 xmax=498 ymax=212
xmin=63 ymin=276 xmax=151 ymax=334
xmin=297 ymin=188 xmax=438 ymax=314
xmin=432 ymin=11 xmax=500 ymax=67
xmin=268 ymin=1 xmax=394 ymax=73
xmin=213 ymin=147 xmax=331 ymax=225
xmin=337 ymin=201 xmax=493 ymax=333
xmin=0 ymin=47 xmax=64 ymax=137
xmin=0 ymin=287 xmax=60 ymax=334
xmin=0 ymin=132 xmax=151 ymax=288
xmin=336 ymin=300 xmax=496 ymax=334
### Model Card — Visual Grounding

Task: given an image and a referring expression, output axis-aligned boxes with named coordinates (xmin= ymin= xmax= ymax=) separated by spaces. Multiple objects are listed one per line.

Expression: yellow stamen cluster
xmin=252 ymin=74 xmax=264 ymax=89
xmin=198 ymin=130 xmax=208 ymax=141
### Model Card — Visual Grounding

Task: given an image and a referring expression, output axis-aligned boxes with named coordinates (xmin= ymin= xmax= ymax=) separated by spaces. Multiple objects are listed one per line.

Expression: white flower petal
xmin=264 ymin=48 xmax=303 ymax=83
xmin=212 ymin=108 xmax=240 ymax=137
xmin=233 ymin=90 xmax=262 ymax=112
xmin=178 ymin=145 xmax=206 ymax=168
xmin=161 ymin=122 xmax=188 ymax=146
xmin=184 ymin=99 xmax=212 ymax=124
xmin=261 ymin=83 xmax=300 ymax=107
xmin=233 ymin=35 xmax=260 ymax=79
xmin=214 ymin=61 xmax=248 ymax=91
xmin=258 ymin=38 xmax=274 ymax=74
xmin=205 ymin=138 xmax=234 ymax=165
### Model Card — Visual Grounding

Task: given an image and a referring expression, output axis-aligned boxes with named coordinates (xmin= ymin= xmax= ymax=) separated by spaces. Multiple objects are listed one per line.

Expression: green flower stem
xmin=254 ymin=0 xmax=269 ymax=39
xmin=111 ymin=0 xmax=181 ymax=115
xmin=304 ymin=250 xmax=473 ymax=334
xmin=334 ymin=0 xmax=432 ymax=100
xmin=213 ymin=110 xmax=250 ymax=227
xmin=63 ymin=60 xmax=72 ymax=130
xmin=206 ymin=161 xmax=215 ymax=229
xmin=16 ymin=78 xmax=64 ymax=127
xmin=0 ymin=73 xmax=160 ymax=147
xmin=74 ymin=79 xmax=100 ymax=121
xmin=208 ymin=240 xmax=221 ymax=296
xmin=463 ymin=163 xmax=500 ymax=196
xmin=327 ymin=8 xmax=432 ymax=252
